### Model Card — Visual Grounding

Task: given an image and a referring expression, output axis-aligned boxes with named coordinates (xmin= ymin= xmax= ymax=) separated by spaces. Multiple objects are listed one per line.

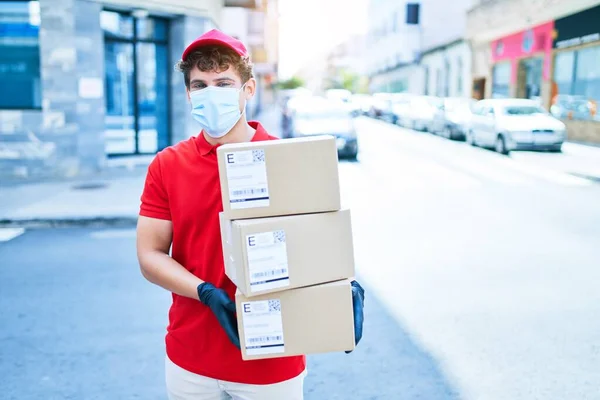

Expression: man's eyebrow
xmin=190 ymin=79 xmax=207 ymax=84
xmin=214 ymin=77 xmax=235 ymax=82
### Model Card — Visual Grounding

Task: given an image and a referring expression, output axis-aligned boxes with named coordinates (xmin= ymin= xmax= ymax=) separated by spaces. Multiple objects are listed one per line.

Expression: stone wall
xmin=564 ymin=120 xmax=600 ymax=143
xmin=0 ymin=0 xmax=105 ymax=180
xmin=74 ymin=0 xmax=107 ymax=175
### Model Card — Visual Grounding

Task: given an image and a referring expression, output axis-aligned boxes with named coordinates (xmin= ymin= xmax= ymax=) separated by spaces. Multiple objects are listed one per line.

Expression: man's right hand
xmin=197 ymin=282 xmax=240 ymax=349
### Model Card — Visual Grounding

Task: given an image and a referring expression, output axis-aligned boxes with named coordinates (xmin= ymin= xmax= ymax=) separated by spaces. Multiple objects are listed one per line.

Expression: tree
xmin=325 ymin=69 xmax=368 ymax=93
xmin=277 ymin=76 xmax=305 ymax=90
xmin=341 ymin=70 xmax=359 ymax=92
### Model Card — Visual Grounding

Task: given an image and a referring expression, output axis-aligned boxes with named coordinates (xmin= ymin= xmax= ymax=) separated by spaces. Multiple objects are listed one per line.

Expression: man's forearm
xmin=139 ymin=251 xmax=203 ymax=300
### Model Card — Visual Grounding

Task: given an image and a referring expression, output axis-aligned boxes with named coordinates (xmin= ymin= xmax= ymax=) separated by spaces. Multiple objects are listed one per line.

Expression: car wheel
xmin=549 ymin=145 xmax=563 ymax=153
xmin=443 ymin=126 xmax=452 ymax=139
xmin=466 ymin=131 xmax=476 ymax=146
xmin=495 ymin=135 xmax=509 ymax=155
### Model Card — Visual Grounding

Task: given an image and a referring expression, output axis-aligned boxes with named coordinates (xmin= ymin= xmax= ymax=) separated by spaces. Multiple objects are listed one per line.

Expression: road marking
xmin=0 ymin=228 xmax=25 ymax=242
xmin=90 ymin=229 xmax=136 ymax=239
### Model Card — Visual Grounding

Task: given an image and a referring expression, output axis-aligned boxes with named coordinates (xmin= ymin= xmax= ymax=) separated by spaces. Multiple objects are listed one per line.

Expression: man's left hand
xmin=346 ymin=279 xmax=365 ymax=353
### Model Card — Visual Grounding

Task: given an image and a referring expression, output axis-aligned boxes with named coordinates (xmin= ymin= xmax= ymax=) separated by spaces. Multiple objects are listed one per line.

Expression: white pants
xmin=165 ymin=356 xmax=306 ymax=400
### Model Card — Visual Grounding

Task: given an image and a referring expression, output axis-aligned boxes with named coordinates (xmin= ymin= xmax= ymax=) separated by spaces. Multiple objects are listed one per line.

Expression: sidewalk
xmin=0 ymin=169 xmax=147 ymax=227
xmin=0 ymin=108 xmax=283 ymax=228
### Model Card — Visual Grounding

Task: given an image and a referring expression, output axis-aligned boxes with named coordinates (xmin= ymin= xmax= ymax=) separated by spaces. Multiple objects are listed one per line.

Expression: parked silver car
xmin=430 ymin=97 xmax=477 ymax=140
xmin=289 ymin=98 xmax=359 ymax=160
xmin=467 ymin=99 xmax=566 ymax=154
xmin=390 ymin=93 xmax=416 ymax=128
xmin=404 ymin=96 xmax=443 ymax=132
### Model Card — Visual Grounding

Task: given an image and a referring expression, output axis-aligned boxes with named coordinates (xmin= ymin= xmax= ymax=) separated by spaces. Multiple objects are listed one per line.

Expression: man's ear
xmin=186 ymin=87 xmax=191 ymax=103
xmin=244 ymin=78 xmax=257 ymax=100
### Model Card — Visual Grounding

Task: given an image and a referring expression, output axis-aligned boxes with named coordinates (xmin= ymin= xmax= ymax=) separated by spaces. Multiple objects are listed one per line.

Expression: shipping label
xmin=225 ymin=150 xmax=270 ymax=210
xmin=242 ymin=299 xmax=285 ymax=356
xmin=246 ymin=230 xmax=290 ymax=292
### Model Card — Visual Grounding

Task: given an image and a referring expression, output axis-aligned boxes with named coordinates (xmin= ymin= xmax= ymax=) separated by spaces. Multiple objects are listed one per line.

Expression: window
xmin=573 ymin=46 xmax=600 ymax=103
xmin=552 ymin=46 xmax=600 ymax=121
xmin=444 ymin=60 xmax=450 ymax=97
xmin=492 ymin=62 xmax=511 ymax=98
xmin=554 ymin=51 xmax=575 ymax=95
xmin=436 ymin=68 xmax=443 ymax=96
xmin=457 ymin=57 xmax=463 ymax=94
xmin=0 ymin=1 xmax=41 ymax=109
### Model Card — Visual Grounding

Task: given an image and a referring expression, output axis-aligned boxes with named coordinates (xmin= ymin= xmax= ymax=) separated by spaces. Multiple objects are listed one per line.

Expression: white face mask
xmin=190 ymin=84 xmax=247 ymax=138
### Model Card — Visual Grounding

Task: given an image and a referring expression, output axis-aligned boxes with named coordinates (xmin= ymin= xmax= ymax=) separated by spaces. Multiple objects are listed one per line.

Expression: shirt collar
xmin=196 ymin=121 xmax=270 ymax=156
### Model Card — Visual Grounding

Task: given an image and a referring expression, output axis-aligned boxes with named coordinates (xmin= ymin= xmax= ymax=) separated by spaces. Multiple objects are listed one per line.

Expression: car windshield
xmin=502 ymin=105 xmax=547 ymax=115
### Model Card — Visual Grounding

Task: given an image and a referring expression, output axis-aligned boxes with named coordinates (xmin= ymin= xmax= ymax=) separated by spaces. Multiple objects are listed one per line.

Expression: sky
xmin=277 ymin=0 xmax=369 ymax=79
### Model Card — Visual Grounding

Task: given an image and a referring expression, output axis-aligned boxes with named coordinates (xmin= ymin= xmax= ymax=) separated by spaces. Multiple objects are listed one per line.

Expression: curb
xmin=0 ymin=217 xmax=139 ymax=229
xmin=569 ymin=172 xmax=600 ymax=183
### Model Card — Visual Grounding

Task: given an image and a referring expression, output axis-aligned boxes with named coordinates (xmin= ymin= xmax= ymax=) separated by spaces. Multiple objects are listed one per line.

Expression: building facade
xmin=420 ymin=39 xmax=472 ymax=98
xmin=0 ymin=0 xmax=273 ymax=180
xmin=467 ymin=0 xmax=600 ymax=142
xmin=367 ymin=0 xmax=473 ymax=96
xmin=222 ymin=0 xmax=279 ymax=118
xmin=367 ymin=0 xmax=420 ymax=93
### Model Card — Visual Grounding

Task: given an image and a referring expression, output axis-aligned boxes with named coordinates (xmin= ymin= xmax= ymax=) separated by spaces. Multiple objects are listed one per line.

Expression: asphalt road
xmin=1 ymin=117 xmax=599 ymax=399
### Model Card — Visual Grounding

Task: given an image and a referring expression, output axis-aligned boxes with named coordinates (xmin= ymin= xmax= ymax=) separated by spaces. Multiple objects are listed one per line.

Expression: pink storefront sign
xmin=490 ymin=21 xmax=555 ymax=83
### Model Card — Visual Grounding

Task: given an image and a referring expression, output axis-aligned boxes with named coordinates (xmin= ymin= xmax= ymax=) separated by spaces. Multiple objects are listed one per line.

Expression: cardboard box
xmin=236 ymin=279 xmax=355 ymax=360
xmin=217 ymin=135 xmax=341 ymax=220
xmin=219 ymin=210 xmax=355 ymax=297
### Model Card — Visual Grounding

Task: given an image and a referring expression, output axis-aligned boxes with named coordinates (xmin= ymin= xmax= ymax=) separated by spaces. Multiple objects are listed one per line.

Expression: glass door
xmin=102 ymin=10 xmax=169 ymax=156
xmin=104 ymin=41 xmax=135 ymax=154
xmin=136 ymin=42 xmax=168 ymax=153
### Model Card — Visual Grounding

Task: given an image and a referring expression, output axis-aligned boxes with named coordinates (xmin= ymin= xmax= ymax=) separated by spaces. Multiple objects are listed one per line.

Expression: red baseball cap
xmin=182 ymin=29 xmax=248 ymax=61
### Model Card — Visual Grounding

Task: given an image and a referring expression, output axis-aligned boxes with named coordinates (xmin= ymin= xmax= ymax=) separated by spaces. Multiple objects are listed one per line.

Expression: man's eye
xmin=217 ymin=82 xmax=232 ymax=87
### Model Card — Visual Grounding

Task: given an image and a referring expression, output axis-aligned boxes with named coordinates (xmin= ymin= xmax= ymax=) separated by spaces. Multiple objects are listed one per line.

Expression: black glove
xmin=346 ymin=280 xmax=365 ymax=354
xmin=197 ymin=282 xmax=240 ymax=349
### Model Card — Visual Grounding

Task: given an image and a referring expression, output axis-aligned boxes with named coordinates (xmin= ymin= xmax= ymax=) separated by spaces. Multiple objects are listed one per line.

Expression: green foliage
xmin=277 ymin=76 xmax=305 ymax=90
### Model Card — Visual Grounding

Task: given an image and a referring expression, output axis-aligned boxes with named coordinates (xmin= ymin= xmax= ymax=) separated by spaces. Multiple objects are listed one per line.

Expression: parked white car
xmin=390 ymin=93 xmax=416 ymax=127
xmin=467 ymin=99 xmax=566 ymax=154
xmin=404 ymin=96 xmax=443 ymax=132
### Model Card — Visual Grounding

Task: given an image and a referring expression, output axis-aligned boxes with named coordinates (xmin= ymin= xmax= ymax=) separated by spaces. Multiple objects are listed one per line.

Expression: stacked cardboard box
xmin=217 ymin=136 xmax=356 ymax=360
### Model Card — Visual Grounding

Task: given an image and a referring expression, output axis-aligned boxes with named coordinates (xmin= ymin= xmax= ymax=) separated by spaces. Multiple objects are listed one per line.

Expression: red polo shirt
xmin=139 ymin=122 xmax=306 ymax=384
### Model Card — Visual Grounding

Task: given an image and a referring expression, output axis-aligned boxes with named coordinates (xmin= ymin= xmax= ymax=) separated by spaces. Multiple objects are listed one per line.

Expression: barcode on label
xmin=252 ymin=149 xmax=265 ymax=162
xmin=251 ymin=269 xmax=288 ymax=279
xmin=273 ymin=230 xmax=286 ymax=243
xmin=232 ymin=188 xmax=268 ymax=196
xmin=248 ymin=335 xmax=282 ymax=344
xmin=268 ymin=299 xmax=281 ymax=312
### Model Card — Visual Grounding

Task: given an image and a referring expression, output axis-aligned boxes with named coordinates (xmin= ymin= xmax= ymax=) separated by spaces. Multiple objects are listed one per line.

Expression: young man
xmin=136 ymin=29 xmax=365 ymax=400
